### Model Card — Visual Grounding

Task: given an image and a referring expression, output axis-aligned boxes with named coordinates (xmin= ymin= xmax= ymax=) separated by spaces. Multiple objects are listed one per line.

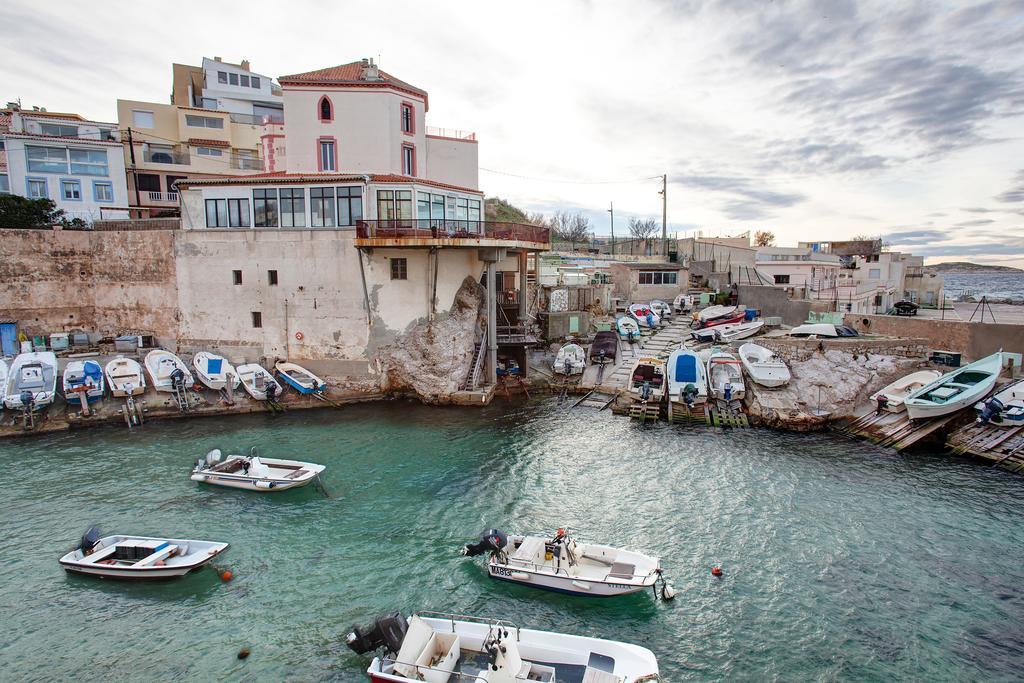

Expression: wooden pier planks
xmin=947 ymin=422 xmax=1024 ymax=472
xmin=835 ymin=409 xmax=959 ymax=451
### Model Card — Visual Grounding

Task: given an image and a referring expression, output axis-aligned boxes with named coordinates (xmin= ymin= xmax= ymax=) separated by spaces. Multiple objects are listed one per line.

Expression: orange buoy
xmin=220 ymin=570 xmax=233 ymax=582
xmin=711 ymin=566 xmax=723 ymax=577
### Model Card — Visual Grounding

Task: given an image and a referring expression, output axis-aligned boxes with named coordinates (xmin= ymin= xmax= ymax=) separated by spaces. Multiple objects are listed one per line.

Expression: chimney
xmin=241 ymin=59 xmax=250 ymax=71
xmin=214 ymin=56 xmax=222 ymax=62
xmin=361 ymin=57 xmax=380 ymax=81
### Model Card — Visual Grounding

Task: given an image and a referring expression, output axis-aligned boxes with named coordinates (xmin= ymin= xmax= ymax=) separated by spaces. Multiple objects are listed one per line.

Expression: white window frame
xmin=26 ymin=177 xmax=48 ymax=198
xmin=93 ymin=180 xmax=114 ymax=202
xmin=319 ymin=140 xmax=336 ymax=171
xmin=196 ymin=146 xmax=223 ymax=157
xmin=185 ymin=115 xmax=224 ymax=129
xmin=69 ymin=148 xmax=108 ymax=176
xmin=26 ymin=145 xmax=69 ymax=173
xmin=61 ymin=178 xmax=82 ymax=201
xmin=131 ymin=110 xmax=155 ymax=128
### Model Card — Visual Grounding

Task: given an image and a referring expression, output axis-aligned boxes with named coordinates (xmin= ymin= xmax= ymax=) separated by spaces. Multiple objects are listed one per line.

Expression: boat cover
xmin=207 ymin=358 xmax=223 ymax=374
xmin=673 ymin=354 xmax=699 ymax=383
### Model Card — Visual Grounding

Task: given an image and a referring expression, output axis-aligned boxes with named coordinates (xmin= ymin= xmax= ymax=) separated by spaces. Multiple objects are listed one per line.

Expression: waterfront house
xmin=609 ymin=261 xmax=687 ymax=304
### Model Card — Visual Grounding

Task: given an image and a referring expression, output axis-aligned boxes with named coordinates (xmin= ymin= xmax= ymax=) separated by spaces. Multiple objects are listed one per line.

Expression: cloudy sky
xmin=3 ymin=0 xmax=1023 ymax=266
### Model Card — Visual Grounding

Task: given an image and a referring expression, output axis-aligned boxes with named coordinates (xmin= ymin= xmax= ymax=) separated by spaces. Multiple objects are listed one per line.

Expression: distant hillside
xmin=484 ymin=197 xmax=528 ymax=223
xmin=925 ymin=261 xmax=1023 ymax=274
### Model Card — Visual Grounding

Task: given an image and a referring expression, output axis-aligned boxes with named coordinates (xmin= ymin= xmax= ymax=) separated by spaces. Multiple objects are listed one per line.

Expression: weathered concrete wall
xmin=738 ymin=285 xmax=812 ymax=326
xmin=754 ymin=337 xmax=931 ymax=363
xmin=844 ymin=314 xmax=1024 ymax=361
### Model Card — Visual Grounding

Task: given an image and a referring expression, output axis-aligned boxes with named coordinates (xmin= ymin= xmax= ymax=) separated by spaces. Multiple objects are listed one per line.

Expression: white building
xmin=0 ymin=108 xmax=129 ymax=221
xmin=194 ymin=57 xmax=284 ymax=123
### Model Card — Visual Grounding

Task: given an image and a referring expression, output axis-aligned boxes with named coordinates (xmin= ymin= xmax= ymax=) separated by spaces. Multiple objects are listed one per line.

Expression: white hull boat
xmin=616 ymin=316 xmax=640 ymax=342
xmin=789 ymin=323 xmax=838 ymax=338
xmin=191 ymin=448 xmax=325 ymax=491
xmin=628 ymin=357 xmax=666 ymax=401
xmin=698 ymin=304 xmax=736 ymax=323
xmin=104 ymin=356 xmax=146 ymax=397
xmin=58 ymin=527 xmax=228 ymax=580
xmin=667 ymin=348 xmax=708 ymax=406
xmin=3 ymin=351 xmax=58 ymax=409
xmin=192 ymin=351 xmax=240 ymax=391
xmin=649 ymin=300 xmax=671 ymax=319
xmin=236 ymin=363 xmax=284 ymax=401
xmin=553 ymin=343 xmax=586 ymax=375
xmin=869 ymin=370 xmax=943 ymax=413
xmin=975 ymin=379 xmax=1024 ymax=426
xmin=707 ymin=350 xmax=745 ymax=401
xmin=347 ymin=612 xmax=661 ymax=683
xmin=0 ymin=359 xmax=7 ymax=404
xmin=692 ymin=320 xmax=763 ymax=344
xmin=739 ymin=343 xmax=791 ymax=388
xmin=628 ymin=304 xmax=660 ymax=328
xmin=144 ymin=349 xmax=194 ymax=393
xmin=62 ymin=360 xmax=105 ymax=403
xmin=275 ymin=361 xmax=326 ymax=394
xmin=673 ymin=293 xmax=692 ymax=313
xmin=904 ymin=352 xmax=1003 ymax=420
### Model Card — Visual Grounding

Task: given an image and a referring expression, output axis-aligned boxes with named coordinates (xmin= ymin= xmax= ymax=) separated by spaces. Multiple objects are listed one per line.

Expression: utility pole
xmin=126 ymin=127 xmax=141 ymax=216
xmin=608 ymin=202 xmax=615 ymax=257
xmin=660 ymin=174 xmax=667 ymax=257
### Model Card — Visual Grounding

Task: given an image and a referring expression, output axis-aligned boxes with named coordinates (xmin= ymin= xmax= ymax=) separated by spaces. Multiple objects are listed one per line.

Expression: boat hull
xmin=487 ymin=564 xmax=651 ymax=597
xmin=60 ymin=561 xmax=210 ymax=580
xmin=190 ymin=472 xmax=317 ymax=491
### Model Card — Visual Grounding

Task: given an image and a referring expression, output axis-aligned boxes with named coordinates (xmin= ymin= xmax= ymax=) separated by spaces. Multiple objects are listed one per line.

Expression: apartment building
xmin=0 ymin=106 xmax=129 ymax=221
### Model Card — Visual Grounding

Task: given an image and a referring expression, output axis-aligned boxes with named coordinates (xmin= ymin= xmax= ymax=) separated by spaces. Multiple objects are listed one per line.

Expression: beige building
xmin=610 ymin=262 xmax=687 ymax=304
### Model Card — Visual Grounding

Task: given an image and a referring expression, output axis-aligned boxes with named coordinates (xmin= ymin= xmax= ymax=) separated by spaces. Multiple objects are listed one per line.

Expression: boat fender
xmin=571 ymin=580 xmax=591 ymax=590
xmin=294 ymin=331 xmax=304 ymax=340
xmin=662 ymin=583 xmax=676 ymax=600
xmin=711 ymin=566 xmax=723 ymax=577
xmin=510 ymin=572 xmax=530 ymax=581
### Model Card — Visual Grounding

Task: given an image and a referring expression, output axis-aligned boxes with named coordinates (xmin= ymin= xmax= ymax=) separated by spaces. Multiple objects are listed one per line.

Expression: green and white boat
xmin=904 ymin=352 xmax=1002 ymax=420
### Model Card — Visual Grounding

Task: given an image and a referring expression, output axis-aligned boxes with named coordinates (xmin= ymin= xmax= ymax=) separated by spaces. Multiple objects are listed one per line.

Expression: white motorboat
xmin=462 ymin=528 xmax=673 ymax=600
xmin=191 ymin=448 xmax=326 ymax=491
xmin=789 ymin=323 xmax=838 ymax=338
xmin=275 ymin=361 xmax=326 ymax=394
xmin=692 ymin=320 xmax=764 ymax=344
xmin=904 ymin=352 xmax=1003 ymax=420
xmin=0 ymin=359 xmax=7 ymax=404
xmin=869 ymin=370 xmax=943 ymax=413
xmin=628 ymin=356 xmax=666 ymax=401
xmin=192 ymin=351 xmax=240 ymax=391
xmin=553 ymin=343 xmax=586 ymax=375
xmin=975 ymin=378 xmax=1024 ymax=426
xmin=62 ymin=360 xmax=105 ymax=403
xmin=616 ymin=316 xmax=640 ymax=343
xmin=667 ymin=348 xmax=708 ymax=407
xmin=346 ymin=611 xmax=661 ymax=683
xmin=236 ymin=363 xmax=284 ymax=401
xmin=698 ymin=304 xmax=736 ymax=323
xmin=144 ymin=349 xmax=194 ymax=393
xmin=58 ymin=527 xmax=228 ymax=580
xmin=649 ymin=300 xmax=671 ymax=319
xmin=628 ymin=303 xmax=660 ymax=328
xmin=3 ymin=351 xmax=58 ymax=409
xmin=707 ymin=349 xmax=745 ymax=401
xmin=739 ymin=343 xmax=791 ymax=388
xmin=104 ymin=356 xmax=146 ymax=397
xmin=673 ymin=293 xmax=692 ymax=313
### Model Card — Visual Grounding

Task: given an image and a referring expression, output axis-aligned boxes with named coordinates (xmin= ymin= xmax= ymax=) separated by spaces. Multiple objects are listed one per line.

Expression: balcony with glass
xmin=143 ymin=145 xmax=190 ymax=165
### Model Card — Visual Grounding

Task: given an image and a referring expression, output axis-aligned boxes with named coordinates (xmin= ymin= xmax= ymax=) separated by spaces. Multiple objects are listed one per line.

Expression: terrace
xmin=354 ymin=219 xmax=550 ymax=251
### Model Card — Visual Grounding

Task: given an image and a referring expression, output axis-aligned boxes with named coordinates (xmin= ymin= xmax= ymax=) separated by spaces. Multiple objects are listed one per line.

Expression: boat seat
xmin=582 ymin=667 xmax=622 ymax=683
xmin=82 ymin=545 xmax=118 ymax=563
xmin=606 ymin=562 xmax=636 ymax=580
xmin=393 ymin=616 xmax=438 ymax=680
xmin=134 ymin=544 xmax=178 ymax=567
xmin=510 ymin=537 xmax=545 ymax=564
xmin=285 ymin=469 xmax=308 ymax=480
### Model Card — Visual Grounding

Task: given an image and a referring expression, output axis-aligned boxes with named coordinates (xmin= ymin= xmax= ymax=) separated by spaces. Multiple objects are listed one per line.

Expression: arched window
xmin=318 ymin=96 xmax=333 ymax=122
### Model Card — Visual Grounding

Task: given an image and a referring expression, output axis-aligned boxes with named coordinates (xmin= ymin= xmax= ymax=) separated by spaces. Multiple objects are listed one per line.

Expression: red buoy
xmin=221 ymin=570 xmax=233 ymax=582
xmin=711 ymin=566 xmax=723 ymax=577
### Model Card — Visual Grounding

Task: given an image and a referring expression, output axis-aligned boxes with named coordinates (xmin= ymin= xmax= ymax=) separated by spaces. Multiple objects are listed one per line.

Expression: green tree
xmin=0 ymin=195 xmax=64 ymax=228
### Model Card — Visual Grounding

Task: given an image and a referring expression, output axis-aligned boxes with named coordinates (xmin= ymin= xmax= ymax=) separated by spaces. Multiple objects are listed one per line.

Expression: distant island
xmin=925 ymin=261 xmax=1023 ymax=274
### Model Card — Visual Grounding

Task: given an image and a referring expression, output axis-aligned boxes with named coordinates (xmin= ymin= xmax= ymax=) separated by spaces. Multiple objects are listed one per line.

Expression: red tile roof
xmin=278 ymin=61 xmax=428 ymax=108
xmin=188 ymin=138 xmax=230 ymax=147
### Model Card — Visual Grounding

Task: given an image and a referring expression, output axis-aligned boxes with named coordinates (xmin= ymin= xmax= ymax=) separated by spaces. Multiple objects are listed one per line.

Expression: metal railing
xmin=425 ymin=126 xmax=477 ymax=141
xmin=355 ymin=219 xmax=549 ymax=244
xmin=143 ymin=149 xmax=190 ymax=165
xmin=146 ymin=191 xmax=178 ymax=203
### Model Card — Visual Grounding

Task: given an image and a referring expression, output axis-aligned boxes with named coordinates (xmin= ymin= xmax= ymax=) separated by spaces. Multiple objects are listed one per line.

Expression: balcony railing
xmin=356 ymin=219 xmax=549 ymax=244
xmin=229 ymin=112 xmax=284 ymax=125
xmin=425 ymin=126 xmax=477 ymax=141
xmin=143 ymin=149 xmax=190 ymax=165
xmin=231 ymin=155 xmax=264 ymax=171
xmin=146 ymin=191 xmax=179 ymax=204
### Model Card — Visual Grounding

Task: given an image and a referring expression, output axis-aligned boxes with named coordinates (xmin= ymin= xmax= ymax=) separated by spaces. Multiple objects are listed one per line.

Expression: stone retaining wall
xmin=844 ymin=313 xmax=1024 ymax=361
xmin=753 ymin=336 xmax=930 ymax=363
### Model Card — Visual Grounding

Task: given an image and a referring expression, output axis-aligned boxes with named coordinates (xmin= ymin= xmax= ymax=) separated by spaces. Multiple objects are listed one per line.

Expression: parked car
xmin=892 ymin=300 xmax=919 ymax=316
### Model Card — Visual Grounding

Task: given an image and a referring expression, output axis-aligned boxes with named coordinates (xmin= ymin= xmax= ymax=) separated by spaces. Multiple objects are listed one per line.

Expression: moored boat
xmin=104 ymin=356 xmax=146 ymax=397
xmin=628 ymin=303 xmax=660 ymax=328
xmin=62 ymin=360 xmax=105 ymax=403
xmin=616 ymin=316 xmax=640 ymax=343
xmin=144 ymin=349 xmax=194 ymax=393
xmin=58 ymin=527 xmax=228 ymax=580
xmin=739 ymin=343 xmax=791 ymax=388
xmin=695 ymin=311 xmax=746 ymax=330
xmin=3 ymin=351 xmax=58 ymax=409
xmin=673 ymin=293 xmax=692 ymax=313
xmin=192 ymin=351 xmax=240 ymax=391
xmin=707 ymin=349 xmax=745 ymax=401
xmin=589 ymin=331 xmax=619 ymax=364
xmin=236 ymin=363 xmax=283 ymax=401
xmin=697 ymin=304 xmax=736 ymax=323
xmin=975 ymin=378 xmax=1024 ymax=426
xmin=346 ymin=611 xmax=661 ymax=683
xmin=667 ymin=348 xmax=708 ymax=406
xmin=692 ymin=320 xmax=763 ymax=343
xmin=275 ymin=361 xmax=326 ymax=394
xmin=0 ymin=359 xmax=6 ymax=405
xmin=628 ymin=356 xmax=666 ymax=401
xmin=553 ymin=343 xmax=586 ymax=375
xmin=904 ymin=352 xmax=1003 ymax=420
xmin=649 ymin=299 xmax=672 ymax=319
xmin=869 ymin=370 xmax=943 ymax=413
xmin=191 ymin=448 xmax=326 ymax=491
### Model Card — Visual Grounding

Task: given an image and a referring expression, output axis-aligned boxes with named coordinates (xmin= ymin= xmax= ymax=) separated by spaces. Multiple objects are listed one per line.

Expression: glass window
xmin=218 ymin=71 xmax=227 ymax=83
xmin=26 ymin=146 xmax=68 ymax=173
xmin=229 ymin=73 xmax=239 ymax=85
xmin=205 ymin=199 xmax=228 ymax=227
xmin=402 ymin=145 xmax=415 ymax=176
xmin=431 ymin=194 xmax=445 ymax=220
xmin=377 ymin=190 xmax=395 ymax=221
xmin=93 ymin=181 xmax=114 ymax=202
xmin=253 ymin=188 xmax=279 ymax=227
xmin=401 ymin=104 xmax=413 ymax=133
xmin=132 ymin=110 xmax=155 ymax=128
xmin=40 ymin=123 xmax=79 ymax=137
xmin=61 ymin=179 xmax=81 ymax=200
xmin=280 ymin=188 xmax=305 ymax=227
xmin=0 ymin=175 xmax=9 ymax=194
xmin=391 ymin=258 xmax=408 ymax=280
xmin=774 ymin=274 xmax=790 ymax=284
xmin=251 ymin=76 xmax=261 ymax=89
xmin=27 ymin=178 xmax=47 ymax=198
xmin=468 ymin=199 xmax=481 ymax=223
xmin=417 ymin=192 xmax=430 ymax=220
xmin=228 ymin=198 xmax=250 ymax=227
xmin=310 ymin=187 xmax=336 ymax=227
xmin=240 ymin=75 xmax=250 ymax=87
xmin=185 ymin=115 xmax=224 ymax=129
xmin=319 ymin=97 xmax=332 ymax=121
xmin=319 ymin=140 xmax=335 ymax=171
xmin=455 ymin=197 xmax=468 ymax=220
xmin=337 ymin=186 xmax=362 ymax=226
xmin=396 ymin=190 xmax=413 ymax=220
xmin=251 ymin=312 xmax=262 ymax=328
xmin=196 ymin=146 xmax=223 ymax=157
xmin=69 ymin=148 xmax=108 ymax=176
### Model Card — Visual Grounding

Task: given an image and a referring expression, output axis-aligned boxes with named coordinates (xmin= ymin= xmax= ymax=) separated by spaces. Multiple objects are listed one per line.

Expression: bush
xmin=0 ymin=195 xmax=65 ymax=228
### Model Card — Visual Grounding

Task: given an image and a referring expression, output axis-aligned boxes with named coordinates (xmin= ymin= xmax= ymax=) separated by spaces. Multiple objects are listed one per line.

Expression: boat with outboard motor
xmin=616 ymin=316 xmax=640 ymax=343
xmin=628 ymin=356 xmax=666 ymax=401
xmin=104 ymin=356 xmax=146 ymax=397
xmin=975 ymin=378 xmax=1024 ymax=426
xmin=649 ymin=300 xmax=671 ymax=319
xmin=673 ymin=293 xmax=692 ymax=314
xmin=191 ymin=448 xmax=325 ymax=491
xmin=697 ymin=304 xmax=736 ymax=323
xmin=192 ymin=351 xmax=240 ymax=391
xmin=667 ymin=348 xmax=707 ymax=407
xmin=346 ymin=611 xmax=661 ymax=683
xmin=553 ymin=343 xmax=586 ymax=375
xmin=707 ymin=349 xmax=745 ymax=401
xmin=739 ymin=343 xmax=791 ymax=388
xmin=275 ymin=361 xmax=326 ymax=394
xmin=628 ymin=303 xmax=660 ymax=328
xmin=57 ymin=527 xmax=228 ymax=580
xmin=144 ymin=349 xmax=194 ymax=393
xmin=236 ymin=363 xmax=283 ymax=401
xmin=869 ymin=370 xmax=943 ymax=413
xmin=590 ymin=331 xmax=619 ymax=364
xmin=3 ymin=351 xmax=58 ymax=409
xmin=904 ymin=351 xmax=1003 ymax=420
xmin=691 ymin=320 xmax=763 ymax=343
xmin=62 ymin=360 xmax=105 ymax=403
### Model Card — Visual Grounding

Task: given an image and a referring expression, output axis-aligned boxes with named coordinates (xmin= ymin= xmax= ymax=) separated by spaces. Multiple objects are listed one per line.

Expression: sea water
xmin=2 ymin=399 xmax=1023 ymax=680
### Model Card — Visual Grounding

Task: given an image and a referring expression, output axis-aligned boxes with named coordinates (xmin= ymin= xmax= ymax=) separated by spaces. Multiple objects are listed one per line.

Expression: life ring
xmin=294 ymin=331 xmax=304 ymax=341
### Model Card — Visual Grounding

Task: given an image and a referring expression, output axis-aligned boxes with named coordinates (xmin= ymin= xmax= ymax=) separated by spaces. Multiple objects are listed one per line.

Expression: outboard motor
xmin=640 ymin=381 xmax=652 ymax=402
xmin=170 ymin=367 xmax=186 ymax=390
xmin=462 ymin=528 xmax=508 ymax=557
xmin=563 ymin=357 xmax=572 ymax=375
xmin=683 ymin=383 xmax=698 ymax=408
xmin=345 ymin=612 xmax=408 ymax=655
xmin=19 ymin=390 xmax=34 ymax=410
xmin=977 ymin=397 xmax=1005 ymax=425
xmin=78 ymin=526 xmax=101 ymax=554
xmin=265 ymin=381 xmax=278 ymax=402
xmin=724 ymin=382 xmax=732 ymax=402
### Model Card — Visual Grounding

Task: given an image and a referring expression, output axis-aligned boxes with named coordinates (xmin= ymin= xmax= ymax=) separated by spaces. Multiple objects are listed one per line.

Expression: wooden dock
xmin=667 ymin=401 xmax=711 ymax=424
xmin=947 ymin=422 xmax=1024 ymax=473
xmin=836 ymin=408 xmax=961 ymax=450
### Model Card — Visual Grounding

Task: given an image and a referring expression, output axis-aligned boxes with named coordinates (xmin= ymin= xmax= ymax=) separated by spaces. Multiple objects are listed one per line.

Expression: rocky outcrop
xmin=376 ymin=276 xmax=485 ymax=404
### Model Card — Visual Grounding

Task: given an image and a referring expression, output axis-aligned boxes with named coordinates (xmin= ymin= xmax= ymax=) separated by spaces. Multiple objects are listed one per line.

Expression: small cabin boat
xmin=673 ymin=293 xmax=692 ymax=313
xmin=104 ymin=357 xmax=146 ymax=397
xmin=707 ymin=350 xmax=745 ymax=401
xmin=692 ymin=320 xmax=763 ymax=343
xmin=697 ymin=304 xmax=737 ymax=323
xmin=739 ymin=343 xmax=791 ymax=388
xmin=975 ymin=378 xmax=1024 ymax=426
xmin=904 ymin=352 xmax=1003 ymax=420
xmin=3 ymin=351 xmax=58 ymax=409
xmin=58 ymin=527 xmax=228 ymax=580
xmin=462 ymin=528 xmax=673 ymax=600
xmin=191 ymin=448 xmax=326 ymax=491
xmin=347 ymin=611 xmax=661 ymax=683
xmin=553 ymin=343 xmax=586 ymax=375
xmin=589 ymin=331 xmax=619 ymax=364
xmin=192 ymin=351 xmax=240 ymax=391
xmin=667 ymin=348 xmax=708 ymax=406
xmin=275 ymin=361 xmax=326 ymax=394
xmin=62 ymin=360 xmax=105 ymax=403
xmin=789 ymin=323 xmax=838 ymax=338
xmin=628 ymin=356 xmax=666 ymax=401
xmin=236 ymin=363 xmax=283 ymax=401
xmin=616 ymin=316 xmax=640 ymax=343
xmin=869 ymin=370 xmax=943 ymax=412
xmin=649 ymin=300 xmax=672 ymax=319
xmin=144 ymin=349 xmax=194 ymax=393
xmin=628 ymin=303 xmax=660 ymax=328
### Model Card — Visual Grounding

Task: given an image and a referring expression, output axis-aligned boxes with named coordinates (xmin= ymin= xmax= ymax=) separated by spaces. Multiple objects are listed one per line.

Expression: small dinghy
xmin=698 ymin=304 xmax=736 ymax=323
xmin=616 ymin=316 xmax=640 ymax=343
xmin=692 ymin=320 xmax=763 ymax=343
xmin=904 ymin=352 xmax=1003 ymax=420
xmin=3 ymin=351 xmax=58 ymax=409
xmin=667 ymin=348 xmax=708 ymax=407
xmin=673 ymin=293 xmax=692 ymax=313
xmin=104 ymin=356 xmax=146 ymax=397
xmin=191 ymin=448 xmax=325 ymax=491
xmin=789 ymin=323 xmax=838 ymax=338
xmin=649 ymin=299 xmax=672 ymax=319
xmin=589 ymin=331 xmax=619 ymax=364
xmin=275 ymin=361 xmax=326 ymax=394
xmin=237 ymin=363 xmax=283 ymax=401
xmin=975 ymin=378 xmax=1024 ymax=426
xmin=462 ymin=528 xmax=673 ymax=600
xmin=739 ymin=343 xmax=791 ymax=388
xmin=628 ymin=303 xmax=660 ymax=328
xmin=553 ymin=343 xmax=586 ymax=375
xmin=144 ymin=349 xmax=194 ymax=393
xmin=869 ymin=370 xmax=943 ymax=413
xmin=347 ymin=611 xmax=661 ymax=683
xmin=707 ymin=349 xmax=745 ymax=401
xmin=192 ymin=351 xmax=240 ymax=391
xmin=629 ymin=356 xmax=666 ymax=401
xmin=62 ymin=360 xmax=105 ymax=403
xmin=58 ymin=527 xmax=228 ymax=580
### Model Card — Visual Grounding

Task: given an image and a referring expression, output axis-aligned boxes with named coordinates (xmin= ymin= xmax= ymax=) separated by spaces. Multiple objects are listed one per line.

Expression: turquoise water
xmin=3 ymin=399 xmax=1024 ymax=681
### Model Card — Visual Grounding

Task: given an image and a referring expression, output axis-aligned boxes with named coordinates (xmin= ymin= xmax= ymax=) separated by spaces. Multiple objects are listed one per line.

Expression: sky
xmin=2 ymin=0 xmax=1024 ymax=266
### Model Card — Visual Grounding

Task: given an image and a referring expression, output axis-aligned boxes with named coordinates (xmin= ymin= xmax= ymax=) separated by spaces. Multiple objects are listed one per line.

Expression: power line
xmin=480 ymin=167 xmax=662 ymax=185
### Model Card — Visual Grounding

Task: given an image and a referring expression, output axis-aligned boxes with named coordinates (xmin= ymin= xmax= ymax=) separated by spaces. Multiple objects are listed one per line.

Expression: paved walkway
xmin=596 ymin=316 xmax=694 ymax=390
